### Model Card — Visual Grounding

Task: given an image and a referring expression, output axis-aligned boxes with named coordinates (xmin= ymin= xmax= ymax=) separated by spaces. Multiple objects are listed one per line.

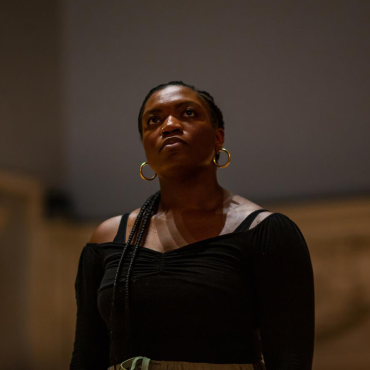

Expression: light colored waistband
xmin=108 ymin=356 xmax=263 ymax=370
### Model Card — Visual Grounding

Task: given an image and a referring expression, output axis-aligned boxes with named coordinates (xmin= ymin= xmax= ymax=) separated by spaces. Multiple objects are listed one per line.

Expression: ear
xmin=214 ymin=128 xmax=224 ymax=151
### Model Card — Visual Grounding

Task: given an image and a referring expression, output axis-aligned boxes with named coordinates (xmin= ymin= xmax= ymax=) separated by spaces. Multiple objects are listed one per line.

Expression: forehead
xmin=144 ymin=85 xmax=206 ymax=112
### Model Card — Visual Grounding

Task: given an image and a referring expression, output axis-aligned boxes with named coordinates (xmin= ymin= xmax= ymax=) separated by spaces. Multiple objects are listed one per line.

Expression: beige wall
xmin=267 ymin=198 xmax=370 ymax=370
xmin=1 ymin=170 xmax=370 ymax=369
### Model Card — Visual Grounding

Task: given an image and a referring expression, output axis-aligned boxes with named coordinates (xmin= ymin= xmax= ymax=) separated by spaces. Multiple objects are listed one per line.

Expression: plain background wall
xmin=61 ymin=0 xmax=370 ymax=219
xmin=0 ymin=1 xmax=64 ymax=187
xmin=1 ymin=0 xmax=369 ymax=220
xmin=0 ymin=2 xmax=61 ymax=367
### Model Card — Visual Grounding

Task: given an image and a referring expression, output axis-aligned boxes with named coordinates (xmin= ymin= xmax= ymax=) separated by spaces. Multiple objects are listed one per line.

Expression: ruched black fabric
xmin=70 ymin=212 xmax=314 ymax=370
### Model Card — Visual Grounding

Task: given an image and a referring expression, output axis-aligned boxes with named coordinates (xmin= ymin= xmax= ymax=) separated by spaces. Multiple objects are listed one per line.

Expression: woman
xmin=70 ymin=81 xmax=315 ymax=370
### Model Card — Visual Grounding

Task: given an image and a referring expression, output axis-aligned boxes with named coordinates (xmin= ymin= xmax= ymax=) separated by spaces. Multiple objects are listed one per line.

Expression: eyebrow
xmin=143 ymin=100 xmax=203 ymax=119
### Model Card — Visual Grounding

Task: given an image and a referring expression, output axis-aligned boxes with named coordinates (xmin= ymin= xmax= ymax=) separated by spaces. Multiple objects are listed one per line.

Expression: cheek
xmin=194 ymin=126 xmax=216 ymax=146
xmin=191 ymin=127 xmax=217 ymax=158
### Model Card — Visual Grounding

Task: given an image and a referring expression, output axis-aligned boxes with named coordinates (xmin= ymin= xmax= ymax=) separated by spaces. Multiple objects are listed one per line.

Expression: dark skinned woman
xmin=70 ymin=81 xmax=315 ymax=370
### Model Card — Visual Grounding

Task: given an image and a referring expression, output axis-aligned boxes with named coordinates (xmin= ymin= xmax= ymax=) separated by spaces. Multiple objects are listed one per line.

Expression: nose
xmin=161 ymin=115 xmax=182 ymax=135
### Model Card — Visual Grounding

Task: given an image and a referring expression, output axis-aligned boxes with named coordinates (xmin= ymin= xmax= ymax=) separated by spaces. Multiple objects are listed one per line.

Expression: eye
xmin=184 ymin=108 xmax=195 ymax=117
xmin=148 ymin=116 xmax=160 ymax=125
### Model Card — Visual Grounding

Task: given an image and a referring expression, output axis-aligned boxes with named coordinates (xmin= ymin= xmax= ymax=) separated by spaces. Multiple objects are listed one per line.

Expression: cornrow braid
xmin=197 ymin=89 xmax=225 ymax=130
xmin=109 ymin=190 xmax=161 ymax=369
xmin=137 ymin=81 xmax=225 ymax=162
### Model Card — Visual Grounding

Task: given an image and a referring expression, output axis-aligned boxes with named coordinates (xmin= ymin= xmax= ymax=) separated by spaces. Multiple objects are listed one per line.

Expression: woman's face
xmin=141 ymin=85 xmax=224 ymax=178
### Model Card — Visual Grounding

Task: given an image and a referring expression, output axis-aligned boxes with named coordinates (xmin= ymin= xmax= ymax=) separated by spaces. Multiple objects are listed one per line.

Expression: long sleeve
xmin=253 ymin=214 xmax=315 ymax=370
xmin=70 ymin=244 xmax=110 ymax=370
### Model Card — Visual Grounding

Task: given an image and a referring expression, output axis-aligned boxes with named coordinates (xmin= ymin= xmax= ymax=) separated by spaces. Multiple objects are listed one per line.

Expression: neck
xmin=156 ymin=167 xmax=230 ymax=216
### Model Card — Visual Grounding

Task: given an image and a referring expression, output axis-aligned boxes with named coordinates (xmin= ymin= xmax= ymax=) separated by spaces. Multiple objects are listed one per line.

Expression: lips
xmin=160 ymin=137 xmax=186 ymax=151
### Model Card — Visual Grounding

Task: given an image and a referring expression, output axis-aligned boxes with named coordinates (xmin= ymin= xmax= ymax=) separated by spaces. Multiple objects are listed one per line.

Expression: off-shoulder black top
xmin=70 ymin=210 xmax=314 ymax=370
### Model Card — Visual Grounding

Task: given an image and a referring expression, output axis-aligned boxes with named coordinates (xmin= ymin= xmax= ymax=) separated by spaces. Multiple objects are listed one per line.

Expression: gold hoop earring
xmin=140 ymin=162 xmax=157 ymax=181
xmin=213 ymin=147 xmax=231 ymax=168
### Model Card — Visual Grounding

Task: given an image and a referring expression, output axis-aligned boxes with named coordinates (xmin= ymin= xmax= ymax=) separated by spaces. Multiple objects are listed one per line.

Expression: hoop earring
xmin=213 ymin=147 xmax=231 ymax=168
xmin=140 ymin=162 xmax=157 ymax=181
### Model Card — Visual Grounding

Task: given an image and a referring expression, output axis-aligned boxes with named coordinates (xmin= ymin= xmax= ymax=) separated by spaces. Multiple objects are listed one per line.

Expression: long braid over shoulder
xmin=109 ymin=191 xmax=161 ymax=369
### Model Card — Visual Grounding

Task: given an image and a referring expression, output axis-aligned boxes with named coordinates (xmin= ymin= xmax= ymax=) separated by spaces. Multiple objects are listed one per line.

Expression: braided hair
xmin=109 ymin=82 xmax=225 ymax=368
xmin=109 ymin=190 xmax=161 ymax=368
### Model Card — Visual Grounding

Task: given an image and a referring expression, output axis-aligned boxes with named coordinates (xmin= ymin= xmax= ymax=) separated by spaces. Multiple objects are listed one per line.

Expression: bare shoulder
xmin=231 ymin=194 xmax=274 ymax=229
xmin=125 ymin=207 xmax=141 ymax=239
xmin=88 ymin=215 xmax=122 ymax=243
xmin=127 ymin=207 xmax=141 ymax=225
xmin=88 ymin=207 xmax=142 ymax=244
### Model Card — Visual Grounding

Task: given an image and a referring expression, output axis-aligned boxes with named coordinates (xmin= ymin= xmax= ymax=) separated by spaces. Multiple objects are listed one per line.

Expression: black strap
xmin=113 ymin=209 xmax=269 ymax=243
xmin=234 ymin=209 xmax=270 ymax=232
xmin=113 ymin=212 xmax=130 ymax=243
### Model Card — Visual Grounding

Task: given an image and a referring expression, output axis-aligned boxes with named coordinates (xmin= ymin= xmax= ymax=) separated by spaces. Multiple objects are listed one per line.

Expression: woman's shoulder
xmin=88 ymin=207 xmax=141 ymax=243
xmin=88 ymin=215 xmax=121 ymax=243
xmin=230 ymin=194 xmax=274 ymax=230
xmin=249 ymin=209 xmax=310 ymax=255
xmin=230 ymin=193 xmax=304 ymax=233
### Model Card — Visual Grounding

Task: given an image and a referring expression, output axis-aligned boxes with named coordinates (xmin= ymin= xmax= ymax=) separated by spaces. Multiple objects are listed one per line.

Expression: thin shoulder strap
xmin=113 ymin=213 xmax=130 ymax=243
xmin=246 ymin=209 xmax=269 ymax=230
xmin=236 ymin=209 xmax=269 ymax=232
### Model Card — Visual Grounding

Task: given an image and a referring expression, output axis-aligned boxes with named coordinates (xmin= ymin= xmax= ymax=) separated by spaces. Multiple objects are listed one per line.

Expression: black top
xmin=70 ymin=210 xmax=314 ymax=370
